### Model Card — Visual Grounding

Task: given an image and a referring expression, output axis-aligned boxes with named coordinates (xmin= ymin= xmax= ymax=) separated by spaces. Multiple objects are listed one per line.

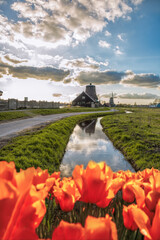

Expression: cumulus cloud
xmin=60 ymin=58 xmax=99 ymax=71
xmin=75 ymin=70 xmax=125 ymax=85
xmin=4 ymin=55 xmax=28 ymax=64
xmin=99 ymin=40 xmax=111 ymax=48
xmin=0 ymin=0 xmax=135 ymax=49
xmin=117 ymin=93 xmax=160 ymax=99
xmin=73 ymin=69 xmax=160 ymax=89
xmin=60 ymin=56 xmax=109 ymax=72
xmin=0 ymin=58 xmax=69 ymax=81
xmin=122 ymin=73 xmax=160 ymax=88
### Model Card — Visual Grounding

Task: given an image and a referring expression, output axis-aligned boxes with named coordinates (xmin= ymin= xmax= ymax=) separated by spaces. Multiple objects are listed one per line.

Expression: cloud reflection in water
xmin=60 ymin=118 xmax=134 ymax=177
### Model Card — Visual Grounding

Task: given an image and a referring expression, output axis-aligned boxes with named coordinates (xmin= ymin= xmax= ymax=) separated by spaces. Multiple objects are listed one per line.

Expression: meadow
xmin=0 ymin=107 xmax=109 ymax=122
xmin=0 ymin=111 xmax=119 ymax=173
xmin=101 ymin=108 xmax=160 ymax=170
xmin=0 ymin=111 xmax=30 ymax=122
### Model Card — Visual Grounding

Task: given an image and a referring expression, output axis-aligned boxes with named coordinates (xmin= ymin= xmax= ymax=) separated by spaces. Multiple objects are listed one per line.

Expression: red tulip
xmin=54 ymin=177 xmax=81 ymax=211
xmin=0 ymin=162 xmax=46 ymax=240
xmin=52 ymin=220 xmax=84 ymax=240
xmin=123 ymin=204 xmax=138 ymax=231
xmin=73 ymin=161 xmax=114 ymax=207
xmin=85 ymin=215 xmax=117 ymax=240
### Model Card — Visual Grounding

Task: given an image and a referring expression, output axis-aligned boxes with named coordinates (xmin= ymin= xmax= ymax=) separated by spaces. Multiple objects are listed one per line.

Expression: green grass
xmin=0 ymin=107 xmax=109 ymax=122
xmin=101 ymin=108 xmax=160 ymax=170
xmin=30 ymin=107 xmax=110 ymax=115
xmin=0 ymin=111 xmax=118 ymax=173
xmin=0 ymin=111 xmax=29 ymax=121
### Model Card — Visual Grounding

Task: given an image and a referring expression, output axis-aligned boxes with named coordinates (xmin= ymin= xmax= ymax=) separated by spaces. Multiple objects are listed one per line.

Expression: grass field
xmin=0 ymin=107 xmax=109 ymax=122
xmin=0 ymin=111 xmax=119 ymax=173
xmin=0 ymin=111 xmax=30 ymax=122
xmin=101 ymin=108 xmax=160 ymax=170
xmin=30 ymin=107 xmax=110 ymax=115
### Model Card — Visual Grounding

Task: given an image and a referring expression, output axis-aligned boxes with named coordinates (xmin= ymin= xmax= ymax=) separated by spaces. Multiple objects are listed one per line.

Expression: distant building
xmin=72 ymin=83 xmax=100 ymax=107
xmin=109 ymin=93 xmax=115 ymax=107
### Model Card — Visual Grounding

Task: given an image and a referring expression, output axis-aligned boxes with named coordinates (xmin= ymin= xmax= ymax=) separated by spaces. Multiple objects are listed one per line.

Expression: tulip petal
xmin=52 ymin=220 xmax=84 ymax=240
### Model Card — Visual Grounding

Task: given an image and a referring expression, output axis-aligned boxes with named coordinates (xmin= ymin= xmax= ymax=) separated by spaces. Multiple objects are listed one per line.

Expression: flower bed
xmin=0 ymin=160 xmax=160 ymax=240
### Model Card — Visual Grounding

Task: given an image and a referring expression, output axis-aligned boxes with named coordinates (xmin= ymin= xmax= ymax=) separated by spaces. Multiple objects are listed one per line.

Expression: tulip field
xmin=1 ymin=160 xmax=160 ymax=240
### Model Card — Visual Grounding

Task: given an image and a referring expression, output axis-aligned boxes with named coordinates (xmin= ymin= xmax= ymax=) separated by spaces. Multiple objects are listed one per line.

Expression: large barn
xmin=72 ymin=83 xmax=100 ymax=107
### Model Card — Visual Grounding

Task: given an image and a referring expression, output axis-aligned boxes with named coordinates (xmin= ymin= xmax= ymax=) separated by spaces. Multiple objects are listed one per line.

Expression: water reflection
xmin=78 ymin=119 xmax=97 ymax=135
xmin=60 ymin=118 xmax=135 ymax=177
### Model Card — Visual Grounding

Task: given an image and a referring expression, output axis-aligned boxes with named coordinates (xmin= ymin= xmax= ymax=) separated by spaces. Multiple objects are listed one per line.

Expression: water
xmin=60 ymin=118 xmax=135 ymax=177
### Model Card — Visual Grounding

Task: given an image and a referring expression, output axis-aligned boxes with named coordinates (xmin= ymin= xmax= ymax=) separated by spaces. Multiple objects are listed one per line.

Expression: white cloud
xmin=59 ymin=56 xmax=109 ymax=72
xmin=117 ymin=34 xmax=125 ymax=41
xmin=131 ymin=0 xmax=144 ymax=6
xmin=0 ymin=0 xmax=136 ymax=50
xmin=99 ymin=40 xmax=111 ymax=48
xmin=105 ymin=30 xmax=111 ymax=36
xmin=114 ymin=46 xmax=124 ymax=55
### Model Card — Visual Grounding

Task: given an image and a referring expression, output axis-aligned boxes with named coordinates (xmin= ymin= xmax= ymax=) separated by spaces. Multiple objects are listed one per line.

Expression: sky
xmin=0 ymin=0 xmax=160 ymax=105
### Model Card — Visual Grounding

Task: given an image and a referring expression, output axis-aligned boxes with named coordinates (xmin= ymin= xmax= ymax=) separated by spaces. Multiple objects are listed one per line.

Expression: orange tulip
xmin=124 ymin=200 xmax=160 ymax=240
xmin=114 ymin=170 xmax=138 ymax=182
xmin=144 ymin=171 xmax=160 ymax=212
xmin=0 ymin=162 xmax=46 ymax=240
xmin=53 ymin=177 xmax=81 ymax=211
xmin=50 ymin=171 xmax=60 ymax=180
xmin=85 ymin=215 xmax=117 ymax=240
xmin=124 ymin=204 xmax=151 ymax=239
xmin=123 ymin=180 xmax=145 ymax=207
xmin=32 ymin=168 xmax=49 ymax=186
xmin=150 ymin=199 xmax=160 ymax=240
xmin=52 ymin=220 xmax=85 ymax=240
xmin=52 ymin=214 xmax=117 ymax=240
xmin=145 ymin=191 xmax=160 ymax=212
xmin=73 ymin=161 xmax=114 ymax=207
xmin=0 ymin=161 xmax=16 ymax=184
xmin=123 ymin=204 xmax=138 ymax=231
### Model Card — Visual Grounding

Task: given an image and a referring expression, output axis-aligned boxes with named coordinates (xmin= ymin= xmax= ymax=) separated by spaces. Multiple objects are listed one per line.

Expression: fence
xmin=0 ymin=98 xmax=59 ymax=111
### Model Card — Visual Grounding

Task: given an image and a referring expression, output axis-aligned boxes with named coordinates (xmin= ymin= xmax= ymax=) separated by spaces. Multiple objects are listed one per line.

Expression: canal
xmin=60 ymin=117 xmax=135 ymax=177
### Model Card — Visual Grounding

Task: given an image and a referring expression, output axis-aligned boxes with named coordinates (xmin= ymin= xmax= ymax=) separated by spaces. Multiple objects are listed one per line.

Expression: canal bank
xmin=101 ymin=108 xmax=160 ymax=170
xmin=0 ymin=111 xmax=122 ymax=173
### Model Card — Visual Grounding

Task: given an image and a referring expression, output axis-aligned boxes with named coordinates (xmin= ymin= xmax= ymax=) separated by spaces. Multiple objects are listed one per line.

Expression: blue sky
xmin=0 ymin=0 xmax=160 ymax=104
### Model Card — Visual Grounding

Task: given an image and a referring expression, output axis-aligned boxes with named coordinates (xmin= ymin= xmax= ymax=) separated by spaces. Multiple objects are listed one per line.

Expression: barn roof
xmin=72 ymin=91 xmax=96 ymax=103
